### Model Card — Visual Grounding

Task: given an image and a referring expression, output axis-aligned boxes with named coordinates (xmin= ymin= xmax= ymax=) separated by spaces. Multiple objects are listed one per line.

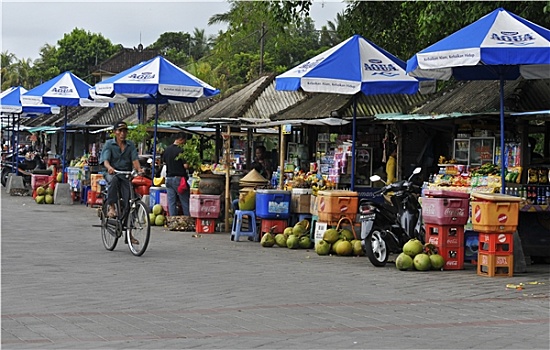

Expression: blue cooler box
xmin=256 ymin=189 xmax=291 ymax=219
xmin=149 ymin=186 xmax=167 ymax=209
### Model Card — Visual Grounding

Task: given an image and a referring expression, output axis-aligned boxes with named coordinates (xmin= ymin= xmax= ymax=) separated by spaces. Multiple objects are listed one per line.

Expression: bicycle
xmin=98 ymin=169 xmax=151 ymax=256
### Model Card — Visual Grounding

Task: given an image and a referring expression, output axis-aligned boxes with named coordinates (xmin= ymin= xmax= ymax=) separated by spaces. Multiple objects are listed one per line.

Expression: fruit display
xmin=149 ymin=204 xmax=166 ymax=226
xmin=34 ymin=181 xmax=56 ymax=205
xmin=260 ymin=220 xmax=312 ymax=250
xmin=396 ymin=239 xmax=446 ymax=271
xmin=312 ymin=226 xmax=364 ymax=257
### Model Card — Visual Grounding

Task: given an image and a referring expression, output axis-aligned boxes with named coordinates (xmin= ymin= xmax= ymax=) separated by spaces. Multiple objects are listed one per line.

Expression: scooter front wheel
xmin=365 ymin=227 xmax=389 ymax=267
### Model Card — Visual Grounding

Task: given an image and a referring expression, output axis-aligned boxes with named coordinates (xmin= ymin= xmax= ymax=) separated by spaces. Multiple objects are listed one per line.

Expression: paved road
xmin=2 ymin=193 xmax=549 ymax=349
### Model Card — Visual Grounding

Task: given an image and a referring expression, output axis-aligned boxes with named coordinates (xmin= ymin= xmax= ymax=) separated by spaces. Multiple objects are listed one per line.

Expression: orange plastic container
xmin=478 ymin=232 xmax=514 ymax=254
xmin=91 ymin=174 xmax=104 ymax=193
xmin=470 ymin=193 xmax=521 ymax=233
xmin=317 ymin=190 xmax=358 ymax=222
xmin=477 ymin=252 xmax=514 ymax=277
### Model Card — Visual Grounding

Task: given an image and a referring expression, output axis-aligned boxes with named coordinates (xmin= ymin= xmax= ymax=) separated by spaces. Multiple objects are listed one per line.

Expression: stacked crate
xmin=471 ymin=193 xmax=521 ymax=277
xmin=422 ymin=190 xmax=470 ymax=270
xmin=190 ymin=194 xmax=221 ymax=233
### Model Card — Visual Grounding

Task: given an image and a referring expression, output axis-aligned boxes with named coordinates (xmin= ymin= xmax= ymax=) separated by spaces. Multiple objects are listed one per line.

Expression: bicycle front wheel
xmin=127 ymin=200 xmax=150 ymax=256
xmin=100 ymin=202 xmax=118 ymax=251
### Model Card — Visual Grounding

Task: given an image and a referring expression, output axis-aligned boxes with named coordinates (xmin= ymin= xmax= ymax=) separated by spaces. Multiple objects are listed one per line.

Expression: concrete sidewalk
xmin=2 ymin=194 xmax=549 ymax=349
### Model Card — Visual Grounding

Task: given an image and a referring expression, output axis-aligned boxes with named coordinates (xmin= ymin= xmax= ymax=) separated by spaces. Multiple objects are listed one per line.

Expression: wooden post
xmin=224 ymin=125 xmax=231 ymax=231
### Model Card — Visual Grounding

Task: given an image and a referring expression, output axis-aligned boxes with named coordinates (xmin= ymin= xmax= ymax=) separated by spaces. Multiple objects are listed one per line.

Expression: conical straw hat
xmin=239 ymin=168 xmax=268 ymax=184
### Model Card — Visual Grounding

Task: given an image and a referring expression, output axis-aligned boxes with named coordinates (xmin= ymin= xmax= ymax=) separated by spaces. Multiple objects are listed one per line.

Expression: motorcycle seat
xmin=31 ymin=169 xmax=53 ymax=176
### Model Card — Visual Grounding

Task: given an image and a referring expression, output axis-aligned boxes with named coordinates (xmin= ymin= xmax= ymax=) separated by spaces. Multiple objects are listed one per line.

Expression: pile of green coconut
xmin=396 ymin=239 xmax=445 ymax=271
xmin=35 ymin=186 xmax=55 ymax=204
xmin=260 ymin=220 xmax=313 ymax=249
xmin=314 ymin=227 xmax=364 ymax=257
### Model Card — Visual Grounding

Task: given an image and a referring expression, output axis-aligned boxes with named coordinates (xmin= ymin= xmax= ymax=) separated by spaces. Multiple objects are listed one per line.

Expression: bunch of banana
xmin=200 ymin=164 xmax=212 ymax=172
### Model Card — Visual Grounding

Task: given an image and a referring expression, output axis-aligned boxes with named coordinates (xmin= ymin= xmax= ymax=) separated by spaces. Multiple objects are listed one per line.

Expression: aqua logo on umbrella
xmin=51 ymin=86 xmax=73 ymax=95
xmin=365 ymin=59 xmax=399 ymax=77
xmin=128 ymin=71 xmax=156 ymax=80
xmin=491 ymin=31 xmax=535 ymax=46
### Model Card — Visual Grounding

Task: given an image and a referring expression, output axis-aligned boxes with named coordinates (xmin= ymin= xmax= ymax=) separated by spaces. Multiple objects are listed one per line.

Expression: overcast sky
xmin=1 ymin=0 xmax=347 ymax=61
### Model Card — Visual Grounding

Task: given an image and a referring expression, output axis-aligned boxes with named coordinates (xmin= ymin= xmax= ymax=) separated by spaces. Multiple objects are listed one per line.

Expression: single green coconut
xmin=335 ymin=240 xmax=353 ymax=256
xmin=315 ymin=240 xmax=331 ymax=255
xmin=331 ymin=239 xmax=346 ymax=254
xmin=292 ymin=224 xmax=306 ymax=237
xmin=149 ymin=213 xmax=156 ymax=224
xmin=154 ymin=214 xmax=166 ymax=226
xmin=274 ymin=233 xmax=287 ymax=247
xmin=351 ymin=240 xmax=364 ymax=256
xmin=260 ymin=233 xmax=275 ymax=247
xmin=403 ymin=239 xmax=424 ymax=257
xmin=36 ymin=187 xmax=46 ymax=196
xmin=430 ymin=254 xmax=446 ymax=270
xmin=298 ymin=236 xmax=312 ymax=249
xmin=283 ymin=227 xmax=294 ymax=237
xmin=323 ymin=228 xmax=339 ymax=244
xmin=413 ymin=253 xmax=432 ymax=271
xmin=286 ymin=235 xmax=299 ymax=249
xmin=339 ymin=228 xmax=355 ymax=241
xmin=35 ymin=195 xmax=45 ymax=204
xmin=45 ymin=187 xmax=54 ymax=196
xmin=45 ymin=194 xmax=54 ymax=204
xmin=152 ymin=204 xmax=163 ymax=215
xmin=396 ymin=252 xmax=414 ymax=270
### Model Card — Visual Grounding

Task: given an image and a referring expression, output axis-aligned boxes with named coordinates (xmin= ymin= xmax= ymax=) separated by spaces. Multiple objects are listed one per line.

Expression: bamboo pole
xmin=279 ymin=126 xmax=286 ymax=189
xmin=224 ymin=125 xmax=231 ymax=231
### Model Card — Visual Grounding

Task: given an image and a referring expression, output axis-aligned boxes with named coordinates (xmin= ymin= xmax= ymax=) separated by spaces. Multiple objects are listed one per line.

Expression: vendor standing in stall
xmin=163 ymin=132 xmax=190 ymax=216
xmin=251 ymin=145 xmax=273 ymax=180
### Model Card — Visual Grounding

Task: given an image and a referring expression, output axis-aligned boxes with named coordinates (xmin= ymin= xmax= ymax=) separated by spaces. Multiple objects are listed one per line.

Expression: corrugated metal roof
xmin=157 ymin=99 xmax=218 ymax=122
xmin=243 ymin=77 xmax=308 ymax=120
xmin=189 ymin=75 xmax=274 ymax=122
xmin=272 ymin=92 xmax=427 ymax=121
xmin=411 ymin=79 xmax=550 ymax=115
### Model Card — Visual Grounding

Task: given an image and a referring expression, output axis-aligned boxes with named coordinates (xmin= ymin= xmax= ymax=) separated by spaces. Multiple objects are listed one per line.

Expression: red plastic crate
xmin=31 ymin=174 xmax=50 ymax=189
xmin=195 ymin=218 xmax=216 ymax=233
xmin=260 ymin=219 xmax=288 ymax=239
xmin=438 ymin=246 xmax=465 ymax=270
xmin=425 ymin=224 xmax=464 ymax=248
xmin=87 ymin=191 xmax=103 ymax=207
xmin=422 ymin=197 xmax=469 ymax=225
xmin=478 ymin=232 xmax=514 ymax=254
xmin=477 ymin=252 xmax=514 ymax=277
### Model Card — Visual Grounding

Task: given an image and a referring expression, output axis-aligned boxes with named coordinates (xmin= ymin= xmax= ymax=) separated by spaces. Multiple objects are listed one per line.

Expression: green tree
xmin=56 ymin=28 xmax=118 ymax=83
xmin=32 ymin=44 xmax=61 ymax=82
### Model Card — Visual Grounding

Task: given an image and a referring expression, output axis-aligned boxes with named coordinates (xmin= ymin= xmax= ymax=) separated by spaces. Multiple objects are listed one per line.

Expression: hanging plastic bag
xmin=178 ymin=177 xmax=188 ymax=194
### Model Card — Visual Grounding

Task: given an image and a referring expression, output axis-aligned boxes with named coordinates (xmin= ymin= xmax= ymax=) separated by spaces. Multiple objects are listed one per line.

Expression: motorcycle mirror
xmin=370 ymin=174 xmax=382 ymax=182
xmin=413 ymin=167 xmax=421 ymax=175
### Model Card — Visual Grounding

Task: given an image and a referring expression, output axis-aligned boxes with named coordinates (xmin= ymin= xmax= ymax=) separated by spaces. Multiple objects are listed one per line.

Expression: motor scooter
xmin=359 ymin=167 xmax=425 ymax=267
xmin=1 ymin=151 xmax=50 ymax=188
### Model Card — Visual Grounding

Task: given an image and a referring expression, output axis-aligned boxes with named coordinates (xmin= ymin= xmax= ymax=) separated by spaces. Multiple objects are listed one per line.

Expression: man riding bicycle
xmin=100 ymin=121 xmax=144 ymax=222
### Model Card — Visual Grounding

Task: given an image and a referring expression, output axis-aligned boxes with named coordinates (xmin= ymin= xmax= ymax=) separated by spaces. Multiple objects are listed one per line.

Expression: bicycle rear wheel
xmin=127 ymin=200 xmax=150 ymax=256
xmin=100 ymin=202 xmax=118 ymax=250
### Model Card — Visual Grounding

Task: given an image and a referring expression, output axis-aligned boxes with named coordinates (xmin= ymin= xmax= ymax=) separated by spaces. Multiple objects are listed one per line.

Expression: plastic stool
xmin=230 ymin=210 xmax=258 ymax=242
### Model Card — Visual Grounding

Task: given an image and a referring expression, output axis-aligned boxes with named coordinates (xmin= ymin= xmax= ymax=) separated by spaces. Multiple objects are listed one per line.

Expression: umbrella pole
xmin=14 ymin=114 xmax=19 ymax=174
xmin=350 ymin=95 xmax=357 ymax=191
xmin=499 ymin=77 xmax=506 ymax=194
xmin=152 ymin=104 xmax=158 ymax=179
xmin=62 ymin=106 xmax=68 ymax=183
